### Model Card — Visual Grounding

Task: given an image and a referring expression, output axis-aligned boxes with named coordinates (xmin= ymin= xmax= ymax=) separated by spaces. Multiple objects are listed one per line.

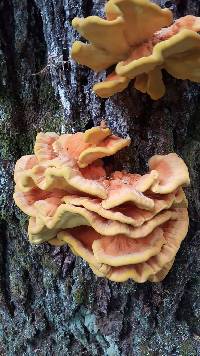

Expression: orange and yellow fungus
xmin=71 ymin=0 xmax=200 ymax=100
xmin=14 ymin=123 xmax=190 ymax=283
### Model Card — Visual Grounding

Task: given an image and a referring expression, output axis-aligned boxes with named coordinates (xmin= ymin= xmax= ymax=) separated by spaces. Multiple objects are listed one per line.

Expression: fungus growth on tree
xmin=71 ymin=0 xmax=200 ymax=99
xmin=14 ymin=123 xmax=190 ymax=283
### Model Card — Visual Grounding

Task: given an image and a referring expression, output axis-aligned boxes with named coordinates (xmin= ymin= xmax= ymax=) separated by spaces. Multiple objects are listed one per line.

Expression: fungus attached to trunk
xmin=14 ymin=123 xmax=190 ymax=283
xmin=71 ymin=0 xmax=200 ymax=99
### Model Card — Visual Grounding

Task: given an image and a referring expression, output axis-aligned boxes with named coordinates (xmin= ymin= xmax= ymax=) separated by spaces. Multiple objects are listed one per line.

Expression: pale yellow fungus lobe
xmin=71 ymin=0 xmax=200 ymax=99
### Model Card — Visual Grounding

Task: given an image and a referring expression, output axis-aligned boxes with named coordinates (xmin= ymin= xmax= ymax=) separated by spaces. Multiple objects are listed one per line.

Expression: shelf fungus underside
xmin=14 ymin=123 xmax=190 ymax=283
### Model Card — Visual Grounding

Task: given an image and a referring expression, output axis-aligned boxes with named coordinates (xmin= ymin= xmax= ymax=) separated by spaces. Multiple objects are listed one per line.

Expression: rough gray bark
xmin=0 ymin=0 xmax=200 ymax=355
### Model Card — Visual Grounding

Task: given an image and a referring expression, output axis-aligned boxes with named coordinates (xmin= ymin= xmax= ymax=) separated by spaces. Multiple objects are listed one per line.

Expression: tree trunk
xmin=0 ymin=0 xmax=200 ymax=355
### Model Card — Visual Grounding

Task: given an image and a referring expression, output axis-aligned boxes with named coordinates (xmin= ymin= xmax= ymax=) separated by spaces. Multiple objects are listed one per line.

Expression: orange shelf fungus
xmin=71 ymin=0 xmax=200 ymax=100
xmin=14 ymin=123 xmax=190 ymax=283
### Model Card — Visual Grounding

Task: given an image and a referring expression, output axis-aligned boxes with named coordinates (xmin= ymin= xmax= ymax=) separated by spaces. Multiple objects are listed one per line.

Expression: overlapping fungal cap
xmin=14 ymin=123 xmax=190 ymax=283
xmin=71 ymin=0 xmax=200 ymax=99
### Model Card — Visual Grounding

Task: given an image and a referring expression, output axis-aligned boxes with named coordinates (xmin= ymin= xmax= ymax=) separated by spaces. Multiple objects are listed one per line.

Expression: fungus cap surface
xmin=92 ymin=227 xmax=165 ymax=266
xmin=107 ymin=208 xmax=189 ymax=282
xmin=62 ymin=190 xmax=185 ymax=227
xmin=28 ymin=202 xmax=173 ymax=244
xmin=14 ymin=156 xmax=107 ymax=198
xmin=149 ymin=153 xmax=190 ymax=194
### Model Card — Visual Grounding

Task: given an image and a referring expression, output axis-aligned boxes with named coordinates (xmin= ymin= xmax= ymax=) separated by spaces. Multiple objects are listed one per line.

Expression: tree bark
xmin=0 ymin=0 xmax=200 ymax=355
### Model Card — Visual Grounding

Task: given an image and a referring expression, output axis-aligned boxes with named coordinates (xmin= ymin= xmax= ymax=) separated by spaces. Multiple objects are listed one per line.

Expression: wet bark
xmin=0 ymin=0 xmax=200 ymax=355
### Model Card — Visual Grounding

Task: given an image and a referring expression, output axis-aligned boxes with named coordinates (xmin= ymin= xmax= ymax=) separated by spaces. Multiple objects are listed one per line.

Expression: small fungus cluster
xmin=14 ymin=123 xmax=190 ymax=283
xmin=71 ymin=0 xmax=200 ymax=99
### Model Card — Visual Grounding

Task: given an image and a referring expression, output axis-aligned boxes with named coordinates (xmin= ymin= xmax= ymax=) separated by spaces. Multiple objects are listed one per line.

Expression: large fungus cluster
xmin=14 ymin=123 xmax=190 ymax=283
xmin=71 ymin=0 xmax=200 ymax=100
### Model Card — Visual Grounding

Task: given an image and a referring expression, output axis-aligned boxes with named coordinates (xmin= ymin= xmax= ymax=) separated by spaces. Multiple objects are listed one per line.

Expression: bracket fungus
xmin=71 ymin=0 xmax=200 ymax=100
xmin=14 ymin=123 xmax=190 ymax=283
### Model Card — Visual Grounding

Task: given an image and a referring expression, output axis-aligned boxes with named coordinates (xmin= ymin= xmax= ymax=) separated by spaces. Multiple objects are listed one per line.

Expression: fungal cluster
xmin=14 ymin=123 xmax=190 ymax=283
xmin=71 ymin=0 xmax=200 ymax=99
